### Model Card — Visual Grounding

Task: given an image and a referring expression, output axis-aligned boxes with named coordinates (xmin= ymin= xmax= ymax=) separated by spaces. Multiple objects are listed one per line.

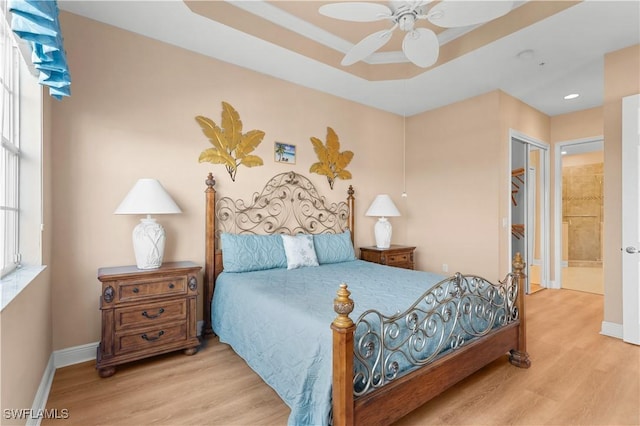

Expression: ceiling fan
xmin=319 ymin=1 xmax=514 ymax=68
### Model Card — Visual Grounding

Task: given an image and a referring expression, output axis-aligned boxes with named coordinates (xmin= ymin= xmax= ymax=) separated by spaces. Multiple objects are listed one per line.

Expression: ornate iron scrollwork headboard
xmin=216 ymin=171 xmax=352 ymax=239
xmin=202 ymin=171 xmax=355 ymax=337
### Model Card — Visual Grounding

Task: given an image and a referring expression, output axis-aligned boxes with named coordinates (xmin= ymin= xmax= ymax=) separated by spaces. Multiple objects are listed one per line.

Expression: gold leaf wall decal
xmin=309 ymin=127 xmax=354 ymax=189
xmin=196 ymin=101 xmax=264 ymax=181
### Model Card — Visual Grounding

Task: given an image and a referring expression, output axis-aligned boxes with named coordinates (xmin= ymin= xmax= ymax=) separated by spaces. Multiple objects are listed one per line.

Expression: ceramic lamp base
xmin=374 ymin=217 xmax=392 ymax=249
xmin=132 ymin=217 xmax=165 ymax=269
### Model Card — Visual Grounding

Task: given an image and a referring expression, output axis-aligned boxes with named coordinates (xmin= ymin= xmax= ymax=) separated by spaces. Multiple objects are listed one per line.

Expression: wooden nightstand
xmin=360 ymin=245 xmax=416 ymax=270
xmin=96 ymin=261 xmax=201 ymax=378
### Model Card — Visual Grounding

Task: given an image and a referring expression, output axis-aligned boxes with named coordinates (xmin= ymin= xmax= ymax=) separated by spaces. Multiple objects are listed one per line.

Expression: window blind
xmin=8 ymin=0 xmax=71 ymax=99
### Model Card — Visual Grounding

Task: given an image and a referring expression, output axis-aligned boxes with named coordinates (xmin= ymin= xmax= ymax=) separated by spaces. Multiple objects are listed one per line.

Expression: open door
xmin=622 ymin=94 xmax=640 ymax=345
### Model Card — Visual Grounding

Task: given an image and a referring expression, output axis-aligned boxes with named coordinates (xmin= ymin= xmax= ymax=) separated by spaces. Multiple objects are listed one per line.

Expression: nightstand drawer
xmin=360 ymin=245 xmax=416 ymax=270
xmin=114 ymin=299 xmax=187 ymax=331
xmin=117 ymin=276 xmax=187 ymax=303
xmin=114 ymin=322 xmax=187 ymax=355
xmin=386 ymin=253 xmax=411 ymax=265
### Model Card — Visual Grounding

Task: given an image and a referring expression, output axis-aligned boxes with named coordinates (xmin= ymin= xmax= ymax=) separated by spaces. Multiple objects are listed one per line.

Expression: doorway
xmin=510 ymin=132 xmax=550 ymax=294
xmin=554 ymin=138 xmax=604 ymax=294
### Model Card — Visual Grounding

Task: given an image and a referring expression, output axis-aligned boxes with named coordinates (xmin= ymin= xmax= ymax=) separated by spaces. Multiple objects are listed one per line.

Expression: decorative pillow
xmin=313 ymin=231 xmax=356 ymax=264
xmin=220 ymin=233 xmax=287 ymax=273
xmin=281 ymin=234 xmax=319 ymax=270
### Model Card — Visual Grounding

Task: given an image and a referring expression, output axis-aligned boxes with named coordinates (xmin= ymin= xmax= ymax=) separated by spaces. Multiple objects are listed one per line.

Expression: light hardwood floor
xmin=44 ymin=289 xmax=639 ymax=425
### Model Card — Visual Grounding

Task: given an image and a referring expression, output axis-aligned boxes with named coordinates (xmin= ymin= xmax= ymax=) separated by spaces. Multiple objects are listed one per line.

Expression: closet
xmin=511 ymin=134 xmax=550 ymax=294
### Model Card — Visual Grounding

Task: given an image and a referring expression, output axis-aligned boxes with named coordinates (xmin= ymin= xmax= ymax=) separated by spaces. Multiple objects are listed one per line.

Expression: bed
xmin=202 ymin=171 xmax=530 ymax=426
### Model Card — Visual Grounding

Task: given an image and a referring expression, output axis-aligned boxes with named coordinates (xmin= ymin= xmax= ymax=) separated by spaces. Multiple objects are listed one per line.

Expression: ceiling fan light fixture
xmin=397 ymin=13 xmax=416 ymax=31
xmin=402 ymin=28 xmax=439 ymax=68
xmin=322 ymin=0 xmax=514 ymax=67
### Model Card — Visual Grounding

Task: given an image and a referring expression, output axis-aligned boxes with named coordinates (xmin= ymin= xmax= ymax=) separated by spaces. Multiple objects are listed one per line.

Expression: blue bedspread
xmin=212 ymin=260 xmax=445 ymax=426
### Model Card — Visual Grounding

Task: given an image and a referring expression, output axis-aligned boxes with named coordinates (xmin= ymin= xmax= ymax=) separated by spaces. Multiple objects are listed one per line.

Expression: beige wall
xmin=403 ymin=90 xmax=549 ymax=280
xmin=603 ymin=44 xmax=640 ymax=325
xmin=405 ymin=91 xmax=501 ymax=278
xmin=551 ymin=107 xmax=603 ymax=142
xmin=50 ymin=12 xmax=405 ymax=350
xmin=0 ymin=271 xmax=52 ymax=424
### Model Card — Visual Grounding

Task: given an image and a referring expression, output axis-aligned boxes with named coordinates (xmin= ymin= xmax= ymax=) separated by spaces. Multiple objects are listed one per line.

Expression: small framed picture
xmin=274 ymin=142 xmax=296 ymax=164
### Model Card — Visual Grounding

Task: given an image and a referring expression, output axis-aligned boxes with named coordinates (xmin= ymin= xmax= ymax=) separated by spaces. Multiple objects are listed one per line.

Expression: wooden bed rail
xmin=331 ymin=252 xmax=530 ymax=426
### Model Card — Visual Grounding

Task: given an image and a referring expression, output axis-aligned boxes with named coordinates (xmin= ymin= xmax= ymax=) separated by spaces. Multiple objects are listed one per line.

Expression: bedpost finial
xmin=206 ymin=173 xmax=216 ymax=190
xmin=347 ymin=185 xmax=354 ymax=197
xmin=332 ymin=283 xmax=354 ymax=329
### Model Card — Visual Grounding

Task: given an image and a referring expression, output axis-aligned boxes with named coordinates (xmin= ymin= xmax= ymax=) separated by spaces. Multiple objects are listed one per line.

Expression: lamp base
xmin=132 ymin=217 xmax=165 ymax=269
xmin=374 ymin=217 xmax=392 ymax=249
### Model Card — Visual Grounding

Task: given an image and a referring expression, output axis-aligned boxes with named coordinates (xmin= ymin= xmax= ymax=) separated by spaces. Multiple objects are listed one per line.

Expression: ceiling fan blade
xmin=342 ymin=29 xmax=393 ymax=66
xmin=319 ymin=2 xmax=393 ymax=22
xmin=402 ymin=28 xmax=439 ymax=68
xmin=427 ymin=0 xmax=514 ymax=28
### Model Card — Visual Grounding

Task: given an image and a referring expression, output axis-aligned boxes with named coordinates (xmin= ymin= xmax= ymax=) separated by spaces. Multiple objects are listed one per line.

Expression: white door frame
xmin=553 ymin=137 xmax=604 ymax=290
xmin=509 ymin=130 xmax=550 ymax=289
xmin=622 ymin=94 xmax=640 ymax=345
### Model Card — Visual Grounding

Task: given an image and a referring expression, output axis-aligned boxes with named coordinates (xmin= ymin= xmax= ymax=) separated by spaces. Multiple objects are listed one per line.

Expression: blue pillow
xmin=220 ymin=233 xmax=287 ymax=272
xmin=313 ymin=231 xmax=356 ymax=264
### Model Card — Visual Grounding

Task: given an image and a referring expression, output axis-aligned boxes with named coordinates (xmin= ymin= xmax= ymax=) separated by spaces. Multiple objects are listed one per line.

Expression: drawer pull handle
xmin=169 ymin=283 xmax=175 ymax=289
xmin=132 ymin=287 xmax=139 ymax=293
xmin=141 ymin=331 xmax=164 ymax=342
xmin=141 ymin=308 xmax=165 ymax=319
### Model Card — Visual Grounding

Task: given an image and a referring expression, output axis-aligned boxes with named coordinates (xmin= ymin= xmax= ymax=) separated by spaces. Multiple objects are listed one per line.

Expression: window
xmin=0 ymin=11 xmax=20 ymax=278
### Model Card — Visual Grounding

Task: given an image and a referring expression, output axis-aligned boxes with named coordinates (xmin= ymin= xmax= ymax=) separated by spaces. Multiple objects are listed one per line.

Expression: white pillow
xmin=281 ymin=234 xmax=319 ymax=270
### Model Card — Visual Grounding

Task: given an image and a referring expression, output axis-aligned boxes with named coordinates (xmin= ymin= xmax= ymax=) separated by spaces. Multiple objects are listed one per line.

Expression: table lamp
xmin=365 ymin=194 xmax=400 ymax=249
xmin=114 ymin=178 xmax=182 ymax=269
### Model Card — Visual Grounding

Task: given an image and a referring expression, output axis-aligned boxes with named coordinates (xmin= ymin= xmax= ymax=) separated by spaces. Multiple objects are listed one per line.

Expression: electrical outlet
xmin=442 ymin=264 xmax=448 ymax=273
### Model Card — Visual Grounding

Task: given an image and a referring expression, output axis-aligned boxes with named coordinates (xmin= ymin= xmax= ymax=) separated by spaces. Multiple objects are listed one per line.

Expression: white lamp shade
xmin=114 ymin=178 xmax=182 ymax=215
xmin=365 ymin=194 xmax=400 ymax=217
xmin=115 ymin=179 xmax=181 ymax=269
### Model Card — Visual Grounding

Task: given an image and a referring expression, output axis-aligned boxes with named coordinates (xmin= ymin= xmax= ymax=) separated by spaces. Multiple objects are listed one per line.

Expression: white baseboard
xmin=601 ymin=321 xmax=623 ymax=339
xmin=546 ymin=280 xmax=560 ymax=290
xmin=27 ymin=354 xmax=55 ymax=426
xmin=54 ymin=342 xmax=99 ymax=369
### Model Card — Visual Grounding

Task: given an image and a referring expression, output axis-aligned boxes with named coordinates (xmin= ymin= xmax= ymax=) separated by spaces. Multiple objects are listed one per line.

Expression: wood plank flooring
xmin=44 ymin=289 xmax=639 ymax=425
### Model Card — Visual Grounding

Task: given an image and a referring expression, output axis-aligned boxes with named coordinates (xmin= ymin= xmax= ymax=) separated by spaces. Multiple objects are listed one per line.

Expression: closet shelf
xmin=512 ymin=223 xmax=525 ymax=239
xmin=511 ymin=168 xmax=525 ymax=206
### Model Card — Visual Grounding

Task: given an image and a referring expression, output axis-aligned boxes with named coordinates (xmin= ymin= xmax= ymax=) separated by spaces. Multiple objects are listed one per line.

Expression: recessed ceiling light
xmin=564 ymin=93 xmax=580 ymax=100
xmin=561 ymin=151 xmax=568 ymax=155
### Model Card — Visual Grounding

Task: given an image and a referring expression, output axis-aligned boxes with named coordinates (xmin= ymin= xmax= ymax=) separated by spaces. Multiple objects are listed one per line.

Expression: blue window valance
xmin=8 ymin=0 xmax=71 ymax=99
